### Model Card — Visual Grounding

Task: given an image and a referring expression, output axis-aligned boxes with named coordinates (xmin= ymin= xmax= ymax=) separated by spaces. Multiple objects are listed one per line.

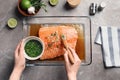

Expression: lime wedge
xmin=7 ymin=18 xmax=17 ymax=28
xmin=49 ymin=0 xmax=58 ymax=6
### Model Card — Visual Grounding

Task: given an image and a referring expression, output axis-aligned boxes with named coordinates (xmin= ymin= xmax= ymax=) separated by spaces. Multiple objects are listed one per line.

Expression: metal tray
xmin=23 ymin=16 xmax=92 ymax=66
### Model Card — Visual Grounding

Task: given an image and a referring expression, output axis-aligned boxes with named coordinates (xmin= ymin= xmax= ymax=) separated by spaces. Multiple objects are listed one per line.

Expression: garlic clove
xmin=28 ymin=6 xmax=35 ymax=14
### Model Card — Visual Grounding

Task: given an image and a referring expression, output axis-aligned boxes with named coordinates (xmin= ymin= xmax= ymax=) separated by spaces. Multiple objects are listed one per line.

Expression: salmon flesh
xmin=39 ymin=25 xmax=78 ymax=60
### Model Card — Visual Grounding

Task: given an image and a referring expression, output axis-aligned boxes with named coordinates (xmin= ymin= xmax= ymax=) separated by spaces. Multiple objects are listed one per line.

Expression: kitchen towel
xmin=95 ymin=26 xmax=120 ymax=67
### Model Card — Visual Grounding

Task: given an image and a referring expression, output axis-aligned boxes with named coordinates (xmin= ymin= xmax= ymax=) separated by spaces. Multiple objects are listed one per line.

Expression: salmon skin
xmin=39 ymin=25 xmax=78 ymax=60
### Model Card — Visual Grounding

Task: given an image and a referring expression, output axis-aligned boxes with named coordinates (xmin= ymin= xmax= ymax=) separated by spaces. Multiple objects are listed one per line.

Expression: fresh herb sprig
xmin=30 ymin=0 xmax=47 ymax=12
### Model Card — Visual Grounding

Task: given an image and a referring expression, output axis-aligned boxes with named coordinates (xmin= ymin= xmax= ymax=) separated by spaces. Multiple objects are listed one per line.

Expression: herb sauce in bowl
xmin=23 ymin=36 xmax=44 ymax=60
xmin=25 ymin=40 xmax=43 ymax=57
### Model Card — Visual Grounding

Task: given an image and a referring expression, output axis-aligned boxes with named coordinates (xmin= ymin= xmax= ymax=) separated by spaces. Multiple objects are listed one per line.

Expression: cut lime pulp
xmin=49 ymin=0 xmax=58 ymax=6
xmin=7 ymin=18 xmax=17 ymax=28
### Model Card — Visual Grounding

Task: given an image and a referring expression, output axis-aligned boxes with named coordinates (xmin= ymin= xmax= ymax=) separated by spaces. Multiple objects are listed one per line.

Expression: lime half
xmin=7 ymin=18 xmax=17 ymax=28
xmin=49 ymin=0 xmax=59 ymax=6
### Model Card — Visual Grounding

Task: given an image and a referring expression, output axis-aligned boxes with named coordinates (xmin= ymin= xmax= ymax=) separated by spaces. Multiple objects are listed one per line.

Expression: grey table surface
xmin=0 ymin=0 xmax=120 ymax=80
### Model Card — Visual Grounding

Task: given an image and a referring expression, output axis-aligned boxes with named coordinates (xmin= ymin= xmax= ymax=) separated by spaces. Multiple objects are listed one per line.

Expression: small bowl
xmin=18 ymin=0 xmax=39 ymax=16
xmin=23 ymin=36 xmax=44 ymax=60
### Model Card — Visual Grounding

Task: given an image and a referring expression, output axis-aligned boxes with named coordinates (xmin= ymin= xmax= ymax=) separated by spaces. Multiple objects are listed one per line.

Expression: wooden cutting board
xmin=29 ymin=24 xmax=85 ymax=61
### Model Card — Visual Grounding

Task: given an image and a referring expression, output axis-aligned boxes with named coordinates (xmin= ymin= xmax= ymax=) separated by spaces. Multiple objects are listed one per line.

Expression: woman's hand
xmin=64 ymin=47 xmax=81 ymax=80
xmin=14 ymin=40 xmax=25 ymax=72
xmin=9 ymin=40 xmax=25 ymax=80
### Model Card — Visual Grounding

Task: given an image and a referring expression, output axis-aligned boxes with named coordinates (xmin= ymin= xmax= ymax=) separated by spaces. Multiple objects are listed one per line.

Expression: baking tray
xmin=23 ymin=16 xmax=92 ymax=66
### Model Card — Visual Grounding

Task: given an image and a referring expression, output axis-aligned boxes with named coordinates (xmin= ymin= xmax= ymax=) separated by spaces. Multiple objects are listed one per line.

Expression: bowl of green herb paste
xmin=23 ymin=36 xmax=44 ymax=60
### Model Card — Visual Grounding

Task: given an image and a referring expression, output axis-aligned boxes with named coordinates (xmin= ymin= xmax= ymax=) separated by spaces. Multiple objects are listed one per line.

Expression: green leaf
xmin=30 ymin=0 xmax=47 ymax=12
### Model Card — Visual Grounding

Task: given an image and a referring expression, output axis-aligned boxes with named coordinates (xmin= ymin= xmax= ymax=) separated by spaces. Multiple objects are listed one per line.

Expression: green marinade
xmin=25 ymin=40 xmax=43 ymax=57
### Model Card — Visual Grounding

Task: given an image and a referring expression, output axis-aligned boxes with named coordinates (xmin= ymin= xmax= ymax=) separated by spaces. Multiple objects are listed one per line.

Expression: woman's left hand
xmin=14 ymin=40 xmax=25 ymax=72
xmin=9 ymin=40 xmax=25 ymax=80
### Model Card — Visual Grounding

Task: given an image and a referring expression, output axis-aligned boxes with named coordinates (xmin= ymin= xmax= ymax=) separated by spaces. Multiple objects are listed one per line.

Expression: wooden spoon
xmin=61 ymin=35 xmax=75 ymax=64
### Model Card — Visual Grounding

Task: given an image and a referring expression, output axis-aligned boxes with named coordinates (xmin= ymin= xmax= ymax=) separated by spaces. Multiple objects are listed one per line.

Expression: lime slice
xmin=49 ymin=0 xmax=59 ymax=6
xmin=7 ymin=18 xmax=17 ymax=28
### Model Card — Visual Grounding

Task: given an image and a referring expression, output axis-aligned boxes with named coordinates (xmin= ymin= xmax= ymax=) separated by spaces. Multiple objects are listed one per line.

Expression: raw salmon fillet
xmin=39 ymin=25 xmax=78 ymax=60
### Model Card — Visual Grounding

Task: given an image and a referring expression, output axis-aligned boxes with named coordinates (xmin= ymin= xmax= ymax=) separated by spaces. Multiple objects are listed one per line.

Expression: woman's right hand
xmin=64 ymin=47 xmax=81 ymax=80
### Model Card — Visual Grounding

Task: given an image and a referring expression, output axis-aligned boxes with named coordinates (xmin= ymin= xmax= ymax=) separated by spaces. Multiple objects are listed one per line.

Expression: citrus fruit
xmin=49 ymin=0 xmax=59 ymax=6
xmin=20 ymin=0 xmax=31 ymax=10
xmin=7 ymin=18 xmax=17 ymax=28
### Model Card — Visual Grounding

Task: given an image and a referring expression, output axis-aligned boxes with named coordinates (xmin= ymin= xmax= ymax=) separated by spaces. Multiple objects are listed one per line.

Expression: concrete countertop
xmin=0 ymin=0 xmax=120 ymax=80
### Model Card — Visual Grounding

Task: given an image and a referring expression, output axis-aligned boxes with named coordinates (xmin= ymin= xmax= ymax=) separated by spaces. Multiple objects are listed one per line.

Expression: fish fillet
xmin=39 ymin=25 xmax=78 ymax=60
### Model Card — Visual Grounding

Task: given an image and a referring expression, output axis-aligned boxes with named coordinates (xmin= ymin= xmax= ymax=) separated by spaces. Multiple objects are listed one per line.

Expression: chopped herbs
xmin=48 ymin=42 xmax=54 ymax=47
xmin=61 ymin=34 xmax=66 ymax=40
xmin=25 ymin=40 xmax=43 ymax=57
xmin=51 ymin=31 xmax=57 ymax=36
xmin=47 ymin=32 xmax=60 ymax=48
